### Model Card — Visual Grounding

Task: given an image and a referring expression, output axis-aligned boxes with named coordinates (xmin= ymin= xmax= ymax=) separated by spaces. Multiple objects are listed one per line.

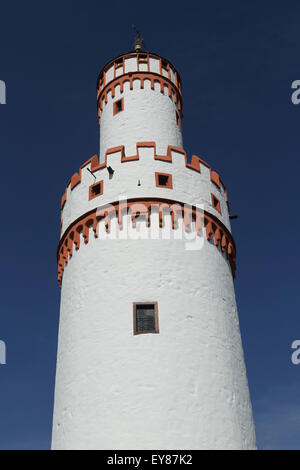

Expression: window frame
xmin=133 ymin=302 xmax=159 ymax=335
xmin=138 ymin=53 xmax=148 ymax=64
xmin=89 ymin=180 xmax=104 ymax=200
xmin=113 ymin=97 xmax=124 ymax=116
xmin=161 ymin=58 xmax=169 ymax=72
xmin=155 ymin=172 xmax=173 ymax=189
xmin=211 ymin=193 xmax=222 ymax=214
xmin=115 ymin=57 xmax=123 ymax=68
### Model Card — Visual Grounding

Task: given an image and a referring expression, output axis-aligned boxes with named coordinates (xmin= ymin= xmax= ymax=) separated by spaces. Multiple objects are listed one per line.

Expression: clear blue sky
xmin=0 ymin=0 xmax=299 ymax=450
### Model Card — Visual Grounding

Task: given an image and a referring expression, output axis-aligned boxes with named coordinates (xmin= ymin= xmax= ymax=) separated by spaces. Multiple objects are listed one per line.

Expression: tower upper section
xmin=58 ymin=50 xmax=236 ymax=286
xmin=97 ymin=52 xmax=183 ymax=162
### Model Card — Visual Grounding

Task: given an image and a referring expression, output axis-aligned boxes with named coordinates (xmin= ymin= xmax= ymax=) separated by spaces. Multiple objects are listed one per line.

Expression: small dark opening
xmin=116 ymin=100 xmax=123 ymax=112
xmin=161 ymin=59 xmax=168 ymax=71
xmin=107 ymin=166 xmax=114 ymax=176
xmin=115 ymin=58 xmax=123 ymax=67
xmin=212 ymin=195 xmax=218 ymax=207
xmin=92 ymin=183 xmax=101 ymax=195
xmin=158 ymin=174 xmax=169 ymax=186
xmin=138 ymin=54 xmax=147 ymax=63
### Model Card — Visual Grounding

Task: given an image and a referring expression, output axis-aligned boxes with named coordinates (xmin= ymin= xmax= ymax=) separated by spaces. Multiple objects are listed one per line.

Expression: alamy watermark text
xmin=0 ymin=340 xmax=6 ymax=365
xmin=0 ymin=80 xmax=6 ymax=104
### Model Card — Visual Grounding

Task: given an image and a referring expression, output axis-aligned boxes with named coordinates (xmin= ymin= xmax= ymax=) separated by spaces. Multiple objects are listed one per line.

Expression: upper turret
xmin=58 ymin=49 xmax=235 ymax=285
xmin=96 ymin=52 xmax=183 ymax=162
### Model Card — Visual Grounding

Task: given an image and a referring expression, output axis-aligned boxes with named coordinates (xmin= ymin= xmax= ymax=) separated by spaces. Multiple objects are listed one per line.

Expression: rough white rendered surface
xmin=99 ymin=81 xmax=183 ymax=162
xmin=61 ymin=145 xmax=230 ymax=236
xmin=52 ymin=217 xmax=256 ymax=450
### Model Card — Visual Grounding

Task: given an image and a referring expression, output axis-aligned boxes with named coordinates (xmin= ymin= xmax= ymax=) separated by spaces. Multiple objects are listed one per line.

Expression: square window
xmin=159 ymin=174 xmax=168 ymax=186
xmin=138 ymin=54 xmax=148 ymax=64
xmin=93 ymin=184 xmax=101 ymax=195
xmin=155 ymin=172 xmax=173 ymax=189
xmin=133 ymin=302 xmax=159 ymax=335
xmin=211 ymin=193 xmax=222 ymax=214
xmin=113 ymin=98 xmax=124 ymax=116
xmin=89 ymin=181 xmax=103 ymax=200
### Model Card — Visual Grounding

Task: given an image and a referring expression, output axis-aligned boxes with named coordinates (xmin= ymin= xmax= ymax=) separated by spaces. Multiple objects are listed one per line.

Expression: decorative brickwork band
xmin=57 ymin=198 xmax=236 ymax=286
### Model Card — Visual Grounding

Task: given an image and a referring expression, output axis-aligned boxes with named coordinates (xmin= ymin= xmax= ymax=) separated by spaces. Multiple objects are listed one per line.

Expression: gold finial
xmin=132 ymin=25 xmax=145 ymax=52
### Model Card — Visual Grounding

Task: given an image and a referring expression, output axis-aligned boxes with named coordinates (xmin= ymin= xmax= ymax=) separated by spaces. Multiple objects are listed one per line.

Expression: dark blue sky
xmin=0 ymin=0 xmax=299 ymax=449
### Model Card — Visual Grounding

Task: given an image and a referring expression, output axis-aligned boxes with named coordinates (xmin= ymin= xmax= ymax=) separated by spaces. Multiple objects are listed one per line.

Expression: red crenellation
xmin=60 ymin=142 xmax=229 ymax=216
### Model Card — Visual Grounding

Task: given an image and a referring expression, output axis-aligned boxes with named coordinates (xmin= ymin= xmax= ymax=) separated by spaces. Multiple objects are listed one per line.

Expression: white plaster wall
xmin=52 ymin=217 xmax=256 ymax=450
xmin=61 ymin=146 xmax=230 ymax=236
xmin=105 ymin=65 xmax=114 ymax=84
xmin=148 ymin=57 xmax=160 ymax=75
xmin=124 ymin=57 xmax=137 ymax=73
xmin=99 ymin=81 xmax=183 ymax=162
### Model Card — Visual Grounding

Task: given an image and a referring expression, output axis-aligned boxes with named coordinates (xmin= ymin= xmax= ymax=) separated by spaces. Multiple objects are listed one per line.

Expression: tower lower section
xmin=52 ymin=213 xmax=256 ymax=450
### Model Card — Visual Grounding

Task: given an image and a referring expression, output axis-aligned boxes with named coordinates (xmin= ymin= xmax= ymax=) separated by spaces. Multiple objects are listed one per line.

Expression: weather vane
xmin=132 ymin=25 xmax=145 ymax=52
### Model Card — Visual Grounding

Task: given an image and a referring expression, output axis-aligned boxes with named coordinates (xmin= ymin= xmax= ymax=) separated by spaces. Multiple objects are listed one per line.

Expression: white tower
xmin=52 ymin=48 xmax=257 ymax=450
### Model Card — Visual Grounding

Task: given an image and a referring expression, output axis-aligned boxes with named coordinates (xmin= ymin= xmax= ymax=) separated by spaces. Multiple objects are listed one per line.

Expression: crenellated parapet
xmin=96 ymin=52 xmax=183 ymax=123
xmin=60 ymin=142 xmax=230 ymax=236
xmin=97 ymin=52 xmax=182 ymax=99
